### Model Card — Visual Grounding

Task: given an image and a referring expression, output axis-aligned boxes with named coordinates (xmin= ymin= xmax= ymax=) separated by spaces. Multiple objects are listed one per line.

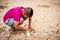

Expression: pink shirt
xmin=3 ymin=7 xmax=24 ymax=22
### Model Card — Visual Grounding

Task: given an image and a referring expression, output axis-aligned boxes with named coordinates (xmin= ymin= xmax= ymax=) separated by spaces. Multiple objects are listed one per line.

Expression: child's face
xmin=22 ymin=10 xmax=28 ymax=19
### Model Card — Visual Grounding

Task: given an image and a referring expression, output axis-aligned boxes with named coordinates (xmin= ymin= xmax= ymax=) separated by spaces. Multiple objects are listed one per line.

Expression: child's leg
xmin=5 ymin=18 xmax=14 ymax=26
xmin=5 ymin=18 xmax=16 ymax=31
xmin=5 ymin=18 xmax=31 ymax=32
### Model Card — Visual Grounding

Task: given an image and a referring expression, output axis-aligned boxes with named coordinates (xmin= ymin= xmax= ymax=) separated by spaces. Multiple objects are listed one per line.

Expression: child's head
xmin=22 ymin=7 xmax=33 ymax=18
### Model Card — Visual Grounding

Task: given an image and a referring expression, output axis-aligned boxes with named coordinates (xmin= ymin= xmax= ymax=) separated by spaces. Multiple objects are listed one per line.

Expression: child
xmin=3 ymin=6 xmax=33 ymax=32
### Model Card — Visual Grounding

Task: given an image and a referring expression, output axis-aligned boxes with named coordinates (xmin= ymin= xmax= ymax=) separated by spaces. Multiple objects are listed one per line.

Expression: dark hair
xmin=24 ymin=7 xmax=33 ymax=17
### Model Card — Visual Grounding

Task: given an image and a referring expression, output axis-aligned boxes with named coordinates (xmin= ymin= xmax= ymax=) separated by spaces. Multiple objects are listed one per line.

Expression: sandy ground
xmin=0 ymin=0 xmax=60 ymax=40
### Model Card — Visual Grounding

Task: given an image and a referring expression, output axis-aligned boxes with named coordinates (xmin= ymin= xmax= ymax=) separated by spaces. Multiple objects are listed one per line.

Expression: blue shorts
xmin=4 ymin=17 xmax=24 ymax=26
xmin=5 ymin=18 xmax=14 ymax=26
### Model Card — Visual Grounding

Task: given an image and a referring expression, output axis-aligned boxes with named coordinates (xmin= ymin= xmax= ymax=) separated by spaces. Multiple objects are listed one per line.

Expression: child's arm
xmin=28 ymin=17 xmax=32 ymax=29
xmin=13 ymin=21 xmax=30 ymax=32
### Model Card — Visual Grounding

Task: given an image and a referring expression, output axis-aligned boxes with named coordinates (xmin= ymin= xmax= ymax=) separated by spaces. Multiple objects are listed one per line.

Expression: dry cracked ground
xmin=0 ymin=0 xmax=60 ymax=40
